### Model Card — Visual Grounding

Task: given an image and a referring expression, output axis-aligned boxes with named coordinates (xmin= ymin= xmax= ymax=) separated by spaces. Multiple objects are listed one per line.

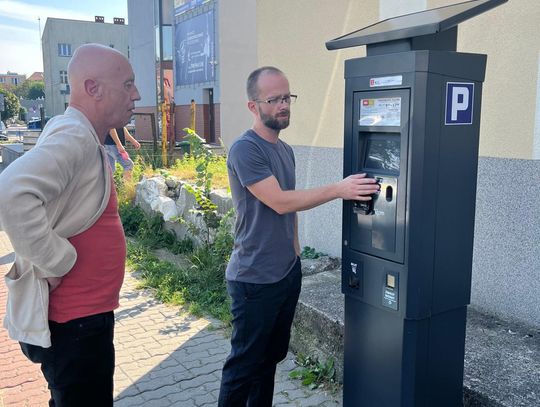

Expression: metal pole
xmin=190 ymin=99 xmax=196 ymax=131
xmin=161 ymin=102 xmax=168 ymax=167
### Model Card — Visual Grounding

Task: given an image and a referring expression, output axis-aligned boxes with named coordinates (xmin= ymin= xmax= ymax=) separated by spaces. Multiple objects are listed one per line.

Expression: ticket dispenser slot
xmin=349 ymin=89 xmax=409 ymax=264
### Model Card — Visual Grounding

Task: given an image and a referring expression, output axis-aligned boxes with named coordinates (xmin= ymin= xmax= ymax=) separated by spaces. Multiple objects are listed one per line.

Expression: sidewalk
xmin=0 ymin=231 xmax=341 ymax=406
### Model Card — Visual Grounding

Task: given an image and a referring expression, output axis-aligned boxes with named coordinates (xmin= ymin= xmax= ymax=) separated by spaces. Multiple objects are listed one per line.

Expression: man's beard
xmin=260 ymin=109 xmax=290 ymax=131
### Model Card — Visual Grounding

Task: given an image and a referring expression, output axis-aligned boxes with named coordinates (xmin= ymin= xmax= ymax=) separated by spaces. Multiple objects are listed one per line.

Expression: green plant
xmin=170 ymin=153 xmax=229 ymax=189
xmin=114 ymin=155 xmax=148 ymax=206
xmin=119 ymin=203 xmax=193 ymax=254
xmin=301 ymin=246 xmax=327 ymax=259
xmin=126 ymin=241 xmax=231 ymax=323
xmin=289 ymin=354 xmax=337 ymax=391
xmin=117 ymin=133 xmax=235 ymax=326
xmin=183 ymin=127 xmax=214 ymax=196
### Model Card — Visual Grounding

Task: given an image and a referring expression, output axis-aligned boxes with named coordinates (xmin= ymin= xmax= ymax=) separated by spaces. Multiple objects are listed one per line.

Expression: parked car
xmin=0 ymin=121 xmax=7 ymax=141
xmin=27 ymin=117 xmax=50 ymax=130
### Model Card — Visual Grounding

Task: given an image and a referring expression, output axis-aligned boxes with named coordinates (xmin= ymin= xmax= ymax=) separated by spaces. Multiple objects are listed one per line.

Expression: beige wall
xmin=218 ymin=0 xmax=258 ymax=147
xmin=255 ymin=0 xmax=539 ymax=159
xmin=256 ymin=0 xmax=378 ymax=149
xmin=428 ymin=0 xmax=540 ymax=159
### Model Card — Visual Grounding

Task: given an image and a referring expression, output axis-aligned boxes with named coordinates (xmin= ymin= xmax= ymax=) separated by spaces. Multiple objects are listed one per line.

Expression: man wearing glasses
xmin=218 ymin=66 xmax=379 ymax=406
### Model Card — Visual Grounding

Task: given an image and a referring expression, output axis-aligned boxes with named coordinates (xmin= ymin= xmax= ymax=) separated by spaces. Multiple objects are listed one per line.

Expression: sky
xmin=0 ymin=0 xmax=128 ymax=77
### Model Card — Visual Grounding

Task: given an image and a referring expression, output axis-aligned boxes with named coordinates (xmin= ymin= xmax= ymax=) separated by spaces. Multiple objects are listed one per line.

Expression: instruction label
xmin=359 ymin=97 xmax=401 ymax=126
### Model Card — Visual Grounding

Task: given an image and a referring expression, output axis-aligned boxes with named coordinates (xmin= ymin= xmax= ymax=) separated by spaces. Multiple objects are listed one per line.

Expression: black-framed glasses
xmin=254 ymin=94 xmax=298 ymax=105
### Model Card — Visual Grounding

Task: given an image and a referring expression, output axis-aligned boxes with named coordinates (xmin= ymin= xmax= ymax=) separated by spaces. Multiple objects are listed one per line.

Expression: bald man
xmin=0 ymin=44 xmax=140 ymax=406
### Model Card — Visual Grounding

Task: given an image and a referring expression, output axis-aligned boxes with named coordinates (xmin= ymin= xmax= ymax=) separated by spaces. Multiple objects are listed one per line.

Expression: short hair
xmin=246 ymin=66 xmax=284 ymax=100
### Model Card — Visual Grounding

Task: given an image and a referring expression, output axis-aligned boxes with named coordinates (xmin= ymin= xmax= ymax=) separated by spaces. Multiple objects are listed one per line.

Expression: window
xmin=0 ymin=77 xmax=4 ymax=83
xmin=11 ymin=77 xmax=18 ymax=85
xmin=60 ymin=70 xmax=68 ymax=84
xmin=58 ymin=43 xmax=72 ymax=57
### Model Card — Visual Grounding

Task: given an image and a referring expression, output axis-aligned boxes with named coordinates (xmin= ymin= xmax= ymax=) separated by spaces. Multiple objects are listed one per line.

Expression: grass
xmin=123 ymin=144 xmax=229 ymax=190
xmin=126 ymin=241 xmax=231 ymax=324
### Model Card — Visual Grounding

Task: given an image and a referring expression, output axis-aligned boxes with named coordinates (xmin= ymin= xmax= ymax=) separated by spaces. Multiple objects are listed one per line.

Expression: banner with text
xmin=175 ymin=10 xmax=215 ymax=86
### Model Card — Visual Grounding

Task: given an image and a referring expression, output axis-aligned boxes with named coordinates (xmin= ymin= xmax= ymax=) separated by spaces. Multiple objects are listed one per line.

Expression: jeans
xmin=218 ymin=257 xmax=302 ymax=407
xmin=20 ymin=311 xmax=115 ymax=407
xmin=103 ymin=144 xmax=133 ymax=171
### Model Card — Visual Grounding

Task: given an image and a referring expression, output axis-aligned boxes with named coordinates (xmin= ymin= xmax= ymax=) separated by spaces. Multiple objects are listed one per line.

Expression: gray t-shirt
xmin=226 ymin=129 xmax=297 ymax=284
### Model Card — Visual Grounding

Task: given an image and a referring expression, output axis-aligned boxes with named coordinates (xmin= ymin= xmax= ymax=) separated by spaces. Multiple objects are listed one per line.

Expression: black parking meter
xmin=326 ymin=0 xmax=507 ymax=405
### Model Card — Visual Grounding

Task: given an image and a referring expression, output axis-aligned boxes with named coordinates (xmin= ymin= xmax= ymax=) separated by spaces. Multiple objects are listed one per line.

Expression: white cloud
xmin=0 ymin=0 xmax=94 ymax=24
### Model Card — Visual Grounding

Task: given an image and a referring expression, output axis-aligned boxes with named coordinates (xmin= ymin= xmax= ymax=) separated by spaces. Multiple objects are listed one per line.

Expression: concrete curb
xmin=291 ymin=267 xmax=540 ymax=407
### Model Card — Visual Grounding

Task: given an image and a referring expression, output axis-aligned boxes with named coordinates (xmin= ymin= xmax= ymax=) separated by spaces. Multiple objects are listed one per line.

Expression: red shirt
xmin=48 ymin=181 xmax=126 ymax=323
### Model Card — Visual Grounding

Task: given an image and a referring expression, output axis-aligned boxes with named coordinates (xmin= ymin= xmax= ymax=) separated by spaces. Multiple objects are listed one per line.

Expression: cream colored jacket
xmin=0 ymin=107 xmax=112 ymax=347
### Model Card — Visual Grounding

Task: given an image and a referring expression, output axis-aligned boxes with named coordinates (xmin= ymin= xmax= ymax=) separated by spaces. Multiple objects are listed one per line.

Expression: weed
xmin=301 ymin=246 xmax=327 ymax=259
xmin=289 ymin=354 xmax=338 ymax=392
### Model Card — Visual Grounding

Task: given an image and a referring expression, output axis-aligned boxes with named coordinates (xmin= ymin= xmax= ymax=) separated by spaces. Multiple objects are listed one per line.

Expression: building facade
xmin=0 ymin=72 xmax=26 ymax=89
xmin=41 ymin=17 xmax=129 ymax=118
xmin=128 ymin=0 xmax=221 ymax=145
xmin=128 ymin=0 xmax=540 ymax=328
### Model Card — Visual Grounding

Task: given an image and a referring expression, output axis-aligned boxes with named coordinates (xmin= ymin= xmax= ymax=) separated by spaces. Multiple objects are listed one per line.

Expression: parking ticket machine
xmin=326 ymin=0 xmax=507 ymax=405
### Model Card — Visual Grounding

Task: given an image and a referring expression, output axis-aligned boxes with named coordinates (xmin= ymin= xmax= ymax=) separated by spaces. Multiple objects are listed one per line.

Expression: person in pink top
xmin=0 ymin=44 xmax=140 ymax=406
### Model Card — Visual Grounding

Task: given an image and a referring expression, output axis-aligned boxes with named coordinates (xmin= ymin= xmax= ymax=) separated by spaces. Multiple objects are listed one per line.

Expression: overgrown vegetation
xmin=122 ymin=127 xmax=228 ymax=189
xmin=289 ymin=354 xmax=338 ymax=392
xmin=126 ymin=241 xmax=231 ymax=323
xmin=116 ymin=130 xmax=233 ymax=325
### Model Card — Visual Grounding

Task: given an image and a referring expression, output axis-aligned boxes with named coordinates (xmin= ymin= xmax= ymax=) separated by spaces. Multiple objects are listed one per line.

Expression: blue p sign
xmin=445 ymin=82 xmax=474 ymax=125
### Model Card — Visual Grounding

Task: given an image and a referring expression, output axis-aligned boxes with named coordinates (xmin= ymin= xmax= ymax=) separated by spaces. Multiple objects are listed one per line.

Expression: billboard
xmin=175 ymin=10 xmax=215 ymax=86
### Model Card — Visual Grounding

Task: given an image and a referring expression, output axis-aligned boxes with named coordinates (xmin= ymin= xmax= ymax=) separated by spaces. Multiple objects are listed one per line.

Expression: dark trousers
xmin=218 ymin=257 xmax=302 ymax=407
xmin=20 ymin=311 xmax=115 ymax=407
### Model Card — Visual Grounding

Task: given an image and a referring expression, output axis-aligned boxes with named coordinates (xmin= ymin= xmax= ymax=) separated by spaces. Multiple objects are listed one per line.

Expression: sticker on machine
xmin=369 ymin=75 xmax=402 ymax=87
xmin=359 ymin=97 xmax=401 ymax=126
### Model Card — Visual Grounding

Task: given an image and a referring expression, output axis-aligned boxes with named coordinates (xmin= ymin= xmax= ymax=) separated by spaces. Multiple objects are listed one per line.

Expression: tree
xmin=13 ymin=80 xmax=45 ymax=100
xmin=0 ymin=88 xmax=21 ymax=121
xmin=27 ymin=81 xmax=45 ymax=100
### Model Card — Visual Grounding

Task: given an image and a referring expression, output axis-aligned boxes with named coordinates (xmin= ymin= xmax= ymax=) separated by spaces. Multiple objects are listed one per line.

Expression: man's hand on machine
xmin=337 ymin=173 xmax=380 ymax=201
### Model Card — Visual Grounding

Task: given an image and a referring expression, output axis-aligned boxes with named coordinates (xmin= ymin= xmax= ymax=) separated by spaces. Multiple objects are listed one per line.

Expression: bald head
xmin=67 ymin=43 xmax=140 ymax=141
xmin=68 ymin=44 xmax=128 ymax=98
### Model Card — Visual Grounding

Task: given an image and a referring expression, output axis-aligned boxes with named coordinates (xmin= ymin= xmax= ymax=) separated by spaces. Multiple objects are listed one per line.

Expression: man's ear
xmin=84 ymin=79 xmax=102 ymax=99
xmin=247 ymin=100 xmax=258 ymax=115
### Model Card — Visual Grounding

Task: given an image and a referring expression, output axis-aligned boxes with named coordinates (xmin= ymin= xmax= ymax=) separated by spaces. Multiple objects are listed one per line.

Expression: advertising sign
xmin=175 ymin=10 xmax=215 ymax=86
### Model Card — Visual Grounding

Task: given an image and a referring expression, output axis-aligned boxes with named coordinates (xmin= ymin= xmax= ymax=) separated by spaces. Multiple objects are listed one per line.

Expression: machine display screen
xmin=363 ymin=135 xmax=400 ymax=172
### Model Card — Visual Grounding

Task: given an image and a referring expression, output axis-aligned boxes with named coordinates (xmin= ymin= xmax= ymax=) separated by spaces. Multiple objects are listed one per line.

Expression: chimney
xmin=113 ymin=17 xmax=125 ymax=25
xmin=95 ymin=16 xmax=104 ymax=23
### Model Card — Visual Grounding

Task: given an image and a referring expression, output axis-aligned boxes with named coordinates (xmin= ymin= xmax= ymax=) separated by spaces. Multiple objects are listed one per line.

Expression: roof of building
xmin=27 ymin=72 xmax=44 ymax=81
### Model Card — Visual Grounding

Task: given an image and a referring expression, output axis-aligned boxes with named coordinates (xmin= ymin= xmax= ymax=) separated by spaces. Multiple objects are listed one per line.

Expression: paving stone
xmin=194 ymin=392 xmax=217 ymax=406
xmin=0 ymin=232 xmax=342 ymax=407
xmin=300 ymin=392 xmax=336 ymax=406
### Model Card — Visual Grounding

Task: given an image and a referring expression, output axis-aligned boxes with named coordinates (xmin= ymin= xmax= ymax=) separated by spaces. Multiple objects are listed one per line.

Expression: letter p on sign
xmin=445 ymin=82 xmax=474 ymax=125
